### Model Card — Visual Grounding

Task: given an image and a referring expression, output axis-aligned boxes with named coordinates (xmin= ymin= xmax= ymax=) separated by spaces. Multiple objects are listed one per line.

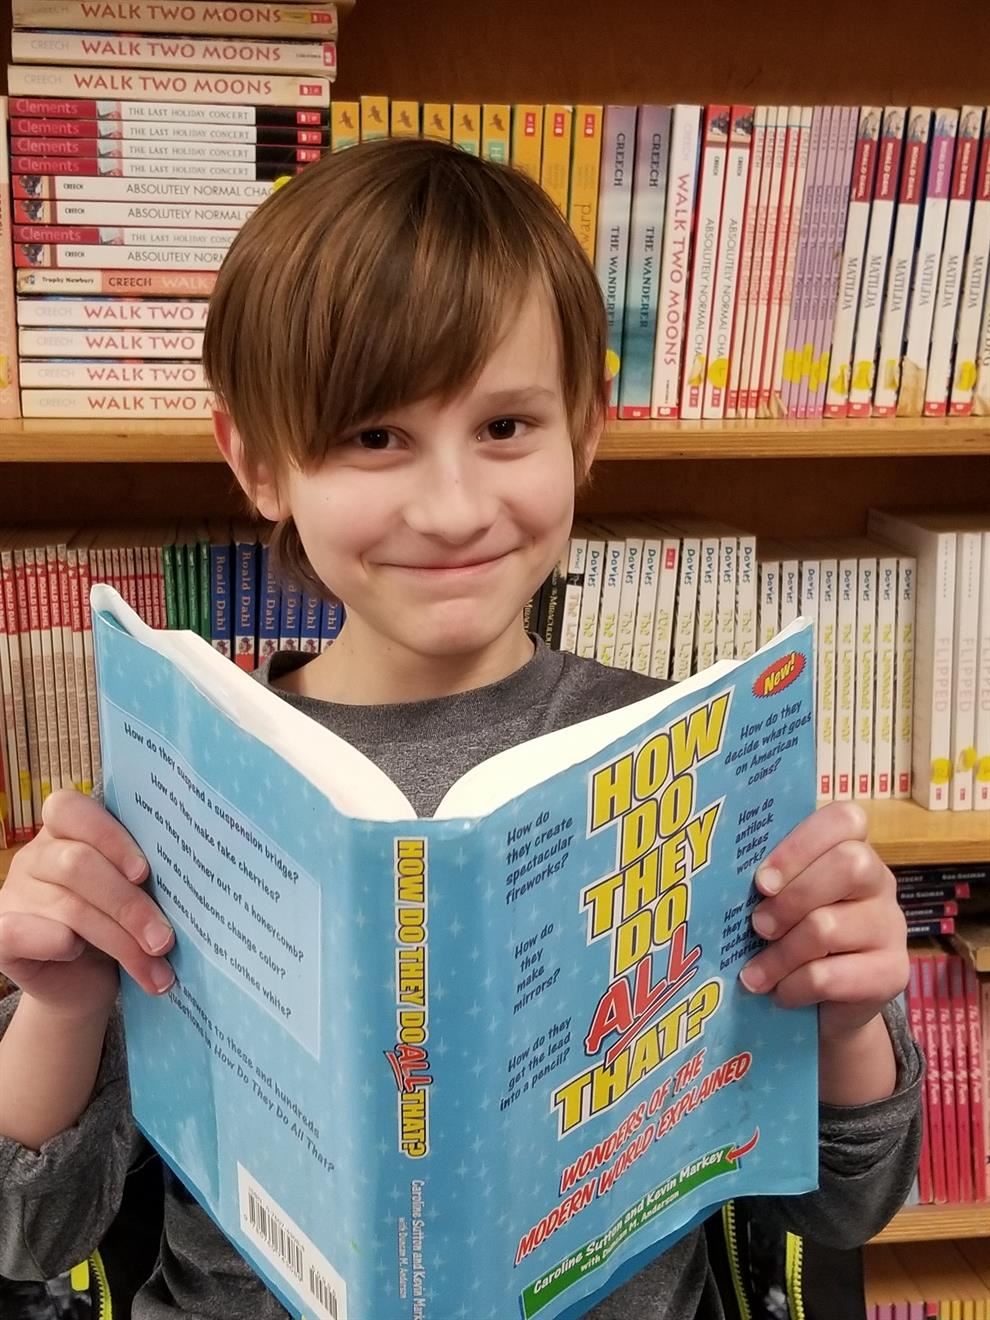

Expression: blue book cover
xmin=209 ymin=535 xmax=232 ymax=659
xmin=94 ymin=589 xmax=819 ymax=1320
xmin=257 ymin=543 xmax=281 ymax=664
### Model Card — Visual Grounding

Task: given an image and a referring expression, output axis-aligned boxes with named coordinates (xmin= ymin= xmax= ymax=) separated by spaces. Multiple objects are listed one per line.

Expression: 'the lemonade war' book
xmin=92 ymin=585 xmax=819 ymax=1320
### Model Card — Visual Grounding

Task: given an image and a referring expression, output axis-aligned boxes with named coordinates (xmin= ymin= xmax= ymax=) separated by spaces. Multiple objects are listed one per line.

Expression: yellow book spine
xmin=452 ymin=103 xmax=481 ymax=155
xmin=568 ymin=104 xmax=603 ymax=261
xmin=482 ymin=104 xmax=511 ymax=163
xmin=330 ymin=100 xmax=359 ymax=150
xmin=390 ymin=100 xmax=420 ymax=138
xmin=360 ymin=94 xmax=389 ymax=141
xmin=541 ymin=104 xmax=573 ymax=214
xmin=423 ymin=103 xmax=452 ymax=142
xmin=511 ymin=104 xmax=543 ymax=182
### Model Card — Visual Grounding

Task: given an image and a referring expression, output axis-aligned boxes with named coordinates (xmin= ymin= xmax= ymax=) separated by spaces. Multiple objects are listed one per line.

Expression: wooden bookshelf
xmin=872 ymin=1204 xmax=990 ymax=1245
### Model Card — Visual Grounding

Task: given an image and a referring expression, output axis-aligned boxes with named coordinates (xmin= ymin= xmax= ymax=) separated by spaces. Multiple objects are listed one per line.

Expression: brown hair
xmin=203 ymin=136 xmax=608 ymax=592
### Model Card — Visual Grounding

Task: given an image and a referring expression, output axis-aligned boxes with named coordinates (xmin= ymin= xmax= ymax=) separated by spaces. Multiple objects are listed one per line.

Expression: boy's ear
xmin=212 ymin=409 xmax=289 ymax=523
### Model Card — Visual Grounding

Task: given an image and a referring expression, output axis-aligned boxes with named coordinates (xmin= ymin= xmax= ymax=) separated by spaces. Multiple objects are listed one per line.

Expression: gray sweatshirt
xmin=0 ymin=639 xmax=923 ymax=1319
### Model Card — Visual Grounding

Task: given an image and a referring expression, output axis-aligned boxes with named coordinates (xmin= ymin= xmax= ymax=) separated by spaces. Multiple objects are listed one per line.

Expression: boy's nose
xmin=404 ymin=456 xmax=500 ymax=543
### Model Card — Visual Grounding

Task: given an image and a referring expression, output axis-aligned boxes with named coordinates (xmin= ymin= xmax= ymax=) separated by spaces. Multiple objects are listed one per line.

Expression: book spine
xmin=509 ymin=104 xmax=542 ymax=182
xmin=614 ymin=533 xmax=644 ymax=670
xmin=894 ymin=554 xmax=916 ymax=799
xmin=649 ymin=534 xmax=680 ymax=681
xmin=694 ymin=532 xmax=719 ymax=671
xmin=744 ymin=104 xmax=786 ymax=418
xmin=298 ymin=591 xmax=322 ymax=654
xmin=670 ymin=535 xmax=700 ymax=680
xmin=779 ymin=555 xmax=799 ymax=628
xmin=359 ymin=94 xmax=388 ymax=139
xmin=898 ymin=881 xmax=970 ymax=900
xmin=816 ymin=558 xmax=838 ymax=799
xmin=619 ymin=104 xmax=671 ymax=419
xmin=329 ymin=99 xmax=358 ymax=150
xmin=233 ymin=536 xmax=257 ymax=670
xmin=906 ymin=955 xmax=934 ymax=1204
xmin=975 ymin=531 xmax=990 ymax=811
xmin=757 ymin=556 xmax=779 ymax=648
xmin=951 ymin=112 xmax=990 ymax=414
xmin=50 ymin=543 xmax=78 ymax=790
xmin=575 ymin=535 xmax=604 ymax=660
xmin=390 ymin=100 xmax=420 ymax=139
xmin=715 ymin=534 xmax=738 ymax=661
xmin=13 ymin=154 xmax=312 ymax=180
xmin=650 ymin=104 xmax=701 ymax=418
xmin=594 ymin=534 xmax=626 ymax=667
xmin=798 ymin=556 xmax=820 ymax=714
xmin=26 ymin=546 xmax=59 ymax=802
xmin=835 ymin=554 xmax=857 ymax=800
xmin=964 ymin=962 xmax=988 ymax=1198
xmin=480 ymin=103 xmax=509 ymax=160
xmin=900 ymin=900 xmax=959 ymax=920
xmin=873 ymin=108 xmax=933 ymax=415
xmin=768 ymin=106 xmax=813 ymax=418
xmin=0 ymin=563 xmax=22 ymax=839
xmin=277 ymin=575 xmax=300 ymax=651
xmin=0 ymin=101 xmax=20 ymax=417
xmin=950 ymin=530 xmax=982 ymax=809
xmin=560 ymin=535 xmax=587 ymax=656
xmin=12 ymin=550 xmax=44 ymax=826
xmin=15 ymin=111 xmax=326 ymax=144
xmin=935 ymin=953 xmax=961 ymax=1203
xmin=210 ymin=540 xmax=231 ymax=657
xmin=925 ymin=108 xmax=983 ymax=415
xmin=782 ymin=106 xmax=827 ymax=415
xmin=319 ymin=598 xmax=342 ymax=651
xmin=703 ymin=105 xmax=753 ymax=419
xmin=920 ymin=953 xmax=948 ymax=1203
xmin=854 ymin=554 xmax=877 ymax=798
xmin=7 ymin=65 xmax=331 ymax=107
xmin=757 ymin=104 xmax=800 ymax=417
xmin=825 ymin=106 xmax=883 ymax=416
xmin=11 ymin=31 xmax=337 ymax=78
xmin=898 ymin=108 xmax=960 ymax=415
xmin=16 ymin=267 xmax=217 ymax=295
xmin=594 ymin=105 xmax=636 ymax=415
xmin=630 ymin=533 xmax=660 ymax=674
xmin=950 ymin=953 xmax=974 ymax=1202
xmin=797 ymin=104 xmax=842 ymax=417
xmin=15 ymin=241 xmax=229 ymax=269
xmin=539 ymin=105 xmax=572 ymax=213
xmin=13 ymin=0 xmax=340 ymax=38
xmin=21 ymin=327 xmax=204 ymax=355
xmin=1 ymin=552 xmax=34 ymax=834
xmin=810 ymin=106 xmax=858 ymax=418
xmin=198 ymin=537 xmax=210 ymax=639
xmin=14 ymin=196 xmax=255 ymax=225
xmin=874 ymin=555 xmax=898 ymax=797
xmin=9 ymin=95 xmax=329 ymax=126
xmin=680 ymin=104 xmax=730 ymax=419
xmin=734 ymin=533 xmax=757 ymax=660
xmin=21 ymin=388 xmax=214 ymax=416
xmin=77 ymin=547 xmax=99 ymax=785
xmin=738 ymin=107 xmax=779 ymax=416
xmin=451 ymin=103 xmax=480 ymax=155
xmin=725 ymin=105 xmax=766 ymax=417
xmin=567 ymin=105 xmax=603 ymax=264
xmin=12 ymin=173 xmax=273 ymax=206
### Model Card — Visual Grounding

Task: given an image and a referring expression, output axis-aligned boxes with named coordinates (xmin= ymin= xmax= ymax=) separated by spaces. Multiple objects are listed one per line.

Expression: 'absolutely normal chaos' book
xmin=93 ymin=586 xmax=819 ymax=1320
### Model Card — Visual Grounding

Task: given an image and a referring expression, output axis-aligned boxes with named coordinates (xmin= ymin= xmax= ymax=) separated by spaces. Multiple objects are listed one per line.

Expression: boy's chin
xmin=391 ymin=613 xmax=528 ymax=662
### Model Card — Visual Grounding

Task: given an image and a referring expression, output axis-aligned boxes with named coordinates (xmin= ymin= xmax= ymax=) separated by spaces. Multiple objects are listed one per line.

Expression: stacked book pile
xmin=2 ymin=0 xmax=345 ymax=418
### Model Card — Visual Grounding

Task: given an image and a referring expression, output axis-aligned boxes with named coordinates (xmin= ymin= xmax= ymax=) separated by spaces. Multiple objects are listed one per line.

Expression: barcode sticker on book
xmin=238 ymin=1164 xmax=346 ymax=1320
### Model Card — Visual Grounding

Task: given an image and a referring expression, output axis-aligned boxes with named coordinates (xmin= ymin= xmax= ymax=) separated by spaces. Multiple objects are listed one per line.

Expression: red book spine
xmin=919 ymin=952 xmax=948 ymax=1203
xmin=935 ymin=951 xmax=960 ymax=1201
xmin=949 ymin=954 xmax=973 ymax=1200
xmin=964 ymin=961 xmax=988 ymax=1200
xmin=907 ymin=954 xmax=934 ymax=1203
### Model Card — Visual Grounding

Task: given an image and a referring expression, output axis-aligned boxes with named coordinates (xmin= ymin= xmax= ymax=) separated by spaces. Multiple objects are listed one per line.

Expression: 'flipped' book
xmin=93 ymin=585 xmax=819 ymax=1320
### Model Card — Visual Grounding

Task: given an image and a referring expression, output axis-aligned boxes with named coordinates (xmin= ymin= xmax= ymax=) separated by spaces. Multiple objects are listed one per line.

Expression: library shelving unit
xmin=2 ymin=0 xmax=990 ymax=1272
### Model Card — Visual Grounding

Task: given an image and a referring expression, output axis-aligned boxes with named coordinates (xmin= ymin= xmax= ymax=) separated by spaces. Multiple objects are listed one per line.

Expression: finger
xmin=0 ymin=911 xmax=85 ymax=964
xmin=751 ymin=840 xmax=894 ymax=941
xmin=32 ymin=836 xmax=173 ymax=958
xmin=42 ymin=789 xmax=149 ymax=884
xmin=755 ymin=801 xmax=869 ymax=896
xmin=767 ymin=950 xmax=911 ymax=1011
xmin=741 ymin=898 xmax=893 ymax=994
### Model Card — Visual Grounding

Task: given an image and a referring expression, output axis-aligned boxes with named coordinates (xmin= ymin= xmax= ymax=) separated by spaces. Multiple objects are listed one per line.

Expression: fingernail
xmin=151 ymin=960 xmax=175 ymax=994
xmin=752 ymin=908 xmax=776 ymax=938
xmin=740 ymin=964 xmax=766 ymax=993
xmin=756 ymin=866 xmax=782 ymax=894
xmin=143 ymin=918 xmax=173 ymax=955
xmin=126 ymin=856 xmax=148 ymax=882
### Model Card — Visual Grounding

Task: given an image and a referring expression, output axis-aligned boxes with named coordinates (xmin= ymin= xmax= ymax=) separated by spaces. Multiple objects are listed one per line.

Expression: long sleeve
xmin=751 ymin=999 xmax=924 ymax=1249
xmin=0 ymin=988 xmax=145 ymax=1280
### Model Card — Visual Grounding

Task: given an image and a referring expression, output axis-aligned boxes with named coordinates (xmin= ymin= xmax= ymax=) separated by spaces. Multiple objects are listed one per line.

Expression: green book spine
xmin=175 ymin=539 xmax=188 ymax=630
xmin=185 ymin=542 xmax=198 ymax=636
xmin=163 ymin=543 xmax=177 ymax=627
xmin=199 ymin=535 xmax=210 ymax=641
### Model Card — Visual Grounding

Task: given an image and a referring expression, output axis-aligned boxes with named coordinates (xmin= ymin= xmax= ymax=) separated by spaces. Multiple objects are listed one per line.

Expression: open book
xmin=93 ymin=586 xmax=819 ymax=1320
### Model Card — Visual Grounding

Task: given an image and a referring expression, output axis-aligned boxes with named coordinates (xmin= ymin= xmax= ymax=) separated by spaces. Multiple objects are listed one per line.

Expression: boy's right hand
xmin=0 ymin=789 xmax=174 ymax=1018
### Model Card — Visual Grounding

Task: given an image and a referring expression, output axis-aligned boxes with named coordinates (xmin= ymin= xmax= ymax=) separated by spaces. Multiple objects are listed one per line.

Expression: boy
xmin=0 ymin=139 xmax=920 ymax=1319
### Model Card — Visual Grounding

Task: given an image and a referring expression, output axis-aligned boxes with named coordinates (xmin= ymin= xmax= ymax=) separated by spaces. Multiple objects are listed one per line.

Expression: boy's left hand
xmin=739 ymin=802 xmax=910 ymax=1042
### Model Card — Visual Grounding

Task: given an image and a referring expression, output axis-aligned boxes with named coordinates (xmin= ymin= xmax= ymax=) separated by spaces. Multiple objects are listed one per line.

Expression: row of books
xmin=866 ymin=1240 xmax=990 ymax=1317
xmin=896 ymin=862 xmax=989 ymax=940
xmin=0 ymin=2 xmax=347 ymax=415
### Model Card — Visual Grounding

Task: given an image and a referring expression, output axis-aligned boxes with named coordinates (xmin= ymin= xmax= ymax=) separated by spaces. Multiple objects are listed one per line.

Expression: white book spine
xmin=631 ymin=535 xmax=662 ymax=675
xmin=7 ymin=64 xmax=332 ymax=107
xmin=825 ymin=107 xmax=883 ymax=415
xmin=559 ymin=536 xmax=587 ymax=655
xmin=0 ymin=563 xmax=24 ymax=839
xmin=715 ymin=534 xmax=738 ymax=659
xmin=594 ymin=105 xmax=637 ymax=416
xmin=49 ymin=544 xmax=78 ymax=791
xmin=17 ymin=243 xmax=227 ymax=268
xmin=758 ymin=558 xmax=779 ymax=647
xmin=649 ymin=536 xmax=680 ymax=680
xmin=16 ymin=220 xmax=237 ymax=247
xmin=703 ymin=106 xmax=753 ymax=418
xmin=680 ymin=106 xmax=728 ymax=418
xmin=17 ymin=198 xmax=255 ymax=225
xmin=19 ymin=327 xmax=204 ymax=357
xmin=950 ymin=530 xmax=982 ymax=809
xmin=758 ymin=105 xmax=801 ymax=417
xmin=19 ymin=359 xmax=207 ymax=388
xmin=925 ymin=108 xmax=983 ymax=415
xmin=854 ymin=556 xmax=878 ymax=798
xmin=893 ymin=555 xmax=916 ymax=799
xmin=874 ymin=556 xmax=898 ymax=798
xmin=744 ymin=105 xmax=787 ymax=418
xmin=14 ymin=174 xmax=273 ymax=205
xmin=694 ymin=533 xmax=719 ymax=671
xmin=66 ymin=546 xmax=93 ymax=794
xmin=0 ymin=100 xmax=21 ymax=418
xmin=897 ymin=109 xmax=960 ymax=415
xmin=974 ymin=531 xmax=990 ymax=810
xmin=576 ymin=537 xmax=605 ymax=660
xmin=950 ymin=117 xmax=990 ymax=414
xmin=651 ymin=104 xmax=702 ymax=418
xmin=769 ymin=106 xmax=813 ymax=417
xmin=725 ymin=106 xmax=767 ymax=417
xmin=16 ymin=295 xmax=210 ymax=328
xmin=779 ymin=556 xmax=800 ymax=628
xmin=21 ymin=388 xmax=214 ymax=417
xmin=834 ymin=556 xmax=858 ymax=800
xmin=873 ymin=108 xmax=932 ymax=415
xmin=13 ymin=0 xmax=340 ymax=39
xmin=613 ymin=534 xmax=644 ymax=670
xmin=734 ymin=534 xmax=757 ymax=658
xmin=671 ymin=536 xmax=700 ymax=679
xmin=817 ymin=558 xmax=838 ymax=799
xmin=594 ymin=536 xmax=625 ymax=666
xmin=10 ymin=31 xmax=337 ymax=78
xmin=799 ymin=556 xmax=820 ymax=755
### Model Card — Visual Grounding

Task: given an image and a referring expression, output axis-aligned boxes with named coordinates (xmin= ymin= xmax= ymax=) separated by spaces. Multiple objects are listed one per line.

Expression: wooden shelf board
xmin=0 ymin=846 xmax=18 ymax=884
xmin=871 ymin=1203 xmax=990 ymax=1244
xmin=2 ymin=416 xmax=990 ymax=463
xmin=862 ymin=800 xmax=990 ymax=867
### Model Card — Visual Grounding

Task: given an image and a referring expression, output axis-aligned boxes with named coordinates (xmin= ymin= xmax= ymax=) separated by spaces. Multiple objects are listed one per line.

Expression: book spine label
xmin=725 ymin=106 xmax=767 ymax=417
xmin=694 ymin=534 xmax=719 ymax=671
xmin=670 ymin=536 xmax=699 ymax=679
xmin=559 ymin=537 xmax=587 ymax=656
xmin=757 ymin=105 xmax=800 ymax=417
xmin=680 ymin=105 xmax=729 ymax=419
xmin=16 ymin=243 xmax=226 ymax=269
xmin=630 ymin=536 xmax=660 ymax=674
xmin=13 ymin=117 xmax=326 ymax=145
xmin=329 ymin=100 xmax=358 ymax=150
xmin=13 ymin=153 xmax=310 ymax=179
xmin=319 ymin=598 xmax=342 ymax=651
xmin=768 ymin=106 xmax=813 ymax=418
xmin=825 ymin=106 xmax=883 ymax=415
xmin=361 ymin=95 xmax=388 ymax=142
xmin=594 ymin=537 xmax=625 ymax=666
xmin=897 ymin=108 xmax=960 ymax=415
xmin=568 ymin=105 xmax=604 ymax=264
xmin=575 ymin=537 xmax=604 ymax=660
xmin=618 ymin=105 xmax=671 ymax=418
xmin=299 ymin=592 xmax=322 ymax=654
xmin=451 ymin=103 xmax=480 ymax=155
xmin=873 ymin=108 xmax=932 ymax=415
xmin=277 ymin=578 xmax=301 ymax=650
xmin=480 ymin=103 xmax=509 ymax=160
xmin=734 ymin=534 xmax=757 ymax=659
xmin=873 ymin=556 xmax=897 ymax=797
xmin=816 ymin=558 xmax=838 ymax=798
xmin=926 ymin=108 xmax=984 ymax=415
xmin=9 ymin=95 xmax=328 ymax=125
xmin=893 ymin=555 xmax=915 ymax=799
xmin=593 ymin=106 xmax=635 ymax=414
xmin=951 ymin=113 xmax=990 ymax=414
xmin=781 ymin=106 xmax=827 ymax=416
xmin=757 ymin=557 xmax=779 ymax=648
xmin=0 ymin=101 xmax=21 ymax=417
xmin=651 ymin=104 xmax=701 ymax=418
xmin=703 ymin=105 xmax=753 ymax=419
xmin=15 ymin=196 xmax=255 ymax=225
xmin=389 ymin=100 xmax=420 ymax=138
xmin=854 ymin=556 xmax=877 ymax=797
xmin=613 ymin=534 xmax=643 ymax=670
xmin=779 ymin=557 xmax=799 ymax=628
xmin=16 ymin=267 xmax=217 ymax=294
xmin=19 ymin=359 xmax=207 ymax=387
xmin=14 ymin=134 xmax=325 ymax=163
xmin=539 ymin=105 xmax=572 ymax=212
xmin=715 ymin=535 xmax=737 ymax=661
xmin=20 ymin=387 xmax=214 ymax=416
xmin=950 ymin=530 xmax=982 ymax=809
xmin=649 ymin=536 xmax=679 ymax=680
xmin=12 ymin=173 xmax=274 ymax=205
xmin=975 ymin=530 xmax=990 ymax=810
xmin=11 ymin=31 xmax=337 ymax=78
xmin=834 ymin=557 xmax=857 ymax=800
xmin=7 ymin=65 xmax=332 ymax=107
xmin=16 ymin=222 xmax=235 ymax=248
xmin=19 ymin=326 xmax=204 ymax=355
xmin=509 ymin=105 xmax=542 ymax=183
xmin=13 ymin=0 xmax=339 ymax=38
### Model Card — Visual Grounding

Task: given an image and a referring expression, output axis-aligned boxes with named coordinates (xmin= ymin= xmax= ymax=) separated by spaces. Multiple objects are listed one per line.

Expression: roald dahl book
xmin=92 ymin=586 xmax=819 ymax=1320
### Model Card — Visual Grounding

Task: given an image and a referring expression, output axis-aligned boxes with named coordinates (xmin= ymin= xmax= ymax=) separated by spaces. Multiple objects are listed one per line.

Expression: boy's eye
xmin=355 ymin=428 xmax=395 ymax=450
xmin=484 ymin=417 xmax=522 ymax=440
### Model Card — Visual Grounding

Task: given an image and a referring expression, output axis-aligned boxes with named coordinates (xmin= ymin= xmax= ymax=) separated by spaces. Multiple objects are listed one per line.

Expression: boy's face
xmin=255 ymin=292 xmax=588 ymax=675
